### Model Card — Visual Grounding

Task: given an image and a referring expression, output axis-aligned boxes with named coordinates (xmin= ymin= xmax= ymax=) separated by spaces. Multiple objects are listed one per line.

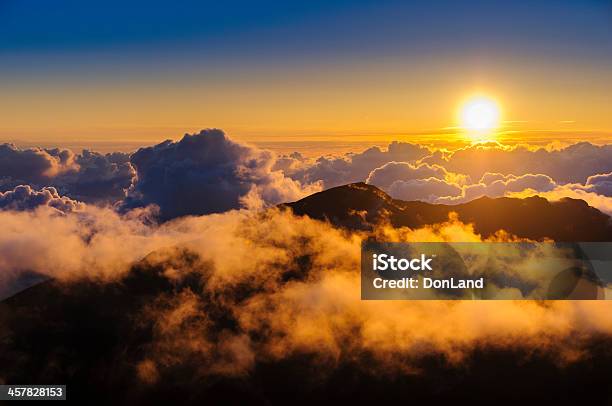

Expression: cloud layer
xmin=4 ymin=133 xmax=612 ymax=300
xmin=2 ymin=132 xmax=612 ymax=221
xmin=1 ymin=204 xmax=612 ymax=383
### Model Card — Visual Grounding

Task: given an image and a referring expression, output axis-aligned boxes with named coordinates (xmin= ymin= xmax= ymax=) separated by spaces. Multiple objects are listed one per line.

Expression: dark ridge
xmin=282 ymin=182 xmax=612 ymax=241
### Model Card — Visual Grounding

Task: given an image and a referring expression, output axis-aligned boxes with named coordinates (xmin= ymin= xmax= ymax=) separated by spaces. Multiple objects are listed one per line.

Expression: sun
xmin=459 ymin=95 xmax=501 ymax=139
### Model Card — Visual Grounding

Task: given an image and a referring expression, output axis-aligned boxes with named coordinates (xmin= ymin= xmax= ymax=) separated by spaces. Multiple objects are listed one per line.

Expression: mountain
xmin=283 ymin=183 xmax=612 ymax=241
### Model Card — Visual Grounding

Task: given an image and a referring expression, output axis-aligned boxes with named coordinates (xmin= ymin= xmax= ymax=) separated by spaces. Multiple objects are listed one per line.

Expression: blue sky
xmin=2 ymin=0 xmax=610 ymax=62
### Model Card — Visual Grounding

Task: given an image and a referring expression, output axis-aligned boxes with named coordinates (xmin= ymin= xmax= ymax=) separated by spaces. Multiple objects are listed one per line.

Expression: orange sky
xmin=2 ymin=55 xmax=611 ymax=147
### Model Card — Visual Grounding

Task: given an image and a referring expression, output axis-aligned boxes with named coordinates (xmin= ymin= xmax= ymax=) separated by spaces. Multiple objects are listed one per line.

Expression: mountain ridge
xmin=282 ymin=182 xmax=612 ymax=241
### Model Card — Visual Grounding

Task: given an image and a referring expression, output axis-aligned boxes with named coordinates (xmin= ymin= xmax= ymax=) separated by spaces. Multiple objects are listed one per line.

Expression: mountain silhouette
xmin=284 ymin=183 xmax=612 ymax=241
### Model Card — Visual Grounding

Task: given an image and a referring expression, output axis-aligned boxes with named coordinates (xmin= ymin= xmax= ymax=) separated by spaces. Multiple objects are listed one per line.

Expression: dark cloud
xmin=0 ymin=144 xmax=78 ymax=186
xmin=59 ymin=150 xmax=135 ymax=203
xmin=0 ymin=144 xmax=135 ymax=204
xmin=122 ymin=129 xmax=318 ymax=220
xmin=0 ymin=185 xmax=83 ymax=213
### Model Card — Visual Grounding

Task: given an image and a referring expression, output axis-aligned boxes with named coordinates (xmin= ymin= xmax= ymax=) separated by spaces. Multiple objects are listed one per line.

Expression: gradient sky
xmin=1 ymin=0 xmax=611 ymax=144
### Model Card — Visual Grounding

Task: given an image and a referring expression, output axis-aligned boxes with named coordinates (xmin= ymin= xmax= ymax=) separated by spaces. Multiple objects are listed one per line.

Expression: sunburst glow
xmin=459 ymin=96 xmax=501 ymax=135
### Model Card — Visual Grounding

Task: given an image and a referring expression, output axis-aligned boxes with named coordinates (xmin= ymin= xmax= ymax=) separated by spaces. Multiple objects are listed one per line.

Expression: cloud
xmin=276 ymin=141 xmax=612 ymax=197
xmin=0 ymin=143 xmax=78 ymax=185
xmin=272 ymin=140 xmax=612 ymax=215
xmin=394 ymin=171 xmax=612 ymax=216
xmin=585 ymin=172 xmax=612 ymax=197
xmin=422 ymin=142 xmax=612 ymax=184
xmin=0 ymin=144 xmax=135 ymax=204
xmin=280 ymin=142 xmax=431 ymax=188
xmin=0 ymin=185 xmax=83 ymax=213
xmin=122 ymin=129 xmax=319 ymax=220
xmin=4 ymin=137 xmax=612 ymax=215
xmin=358 ymin=162 xmax=562 ymax=206
xmin=59 ymin=150 xmax=136 ymax=203
xmin=92 ymin=214 xmax=612 ymax=378
xmin=273 ymin=141 xmax=612 ymax=217
xmin=388 ymin=178 xmax=463 ymax=202
xmin=371 ymin=167 xmax=612 ymax=216
xmin=366 ymin=162 xmax=469 ymax=190
xmin=366 ymin=168 xmax=612 ymax=216
xmin=2 ymin=205 xmax=612 ymax=382
xmin=435 ymin=173 xmax=558 ymax=203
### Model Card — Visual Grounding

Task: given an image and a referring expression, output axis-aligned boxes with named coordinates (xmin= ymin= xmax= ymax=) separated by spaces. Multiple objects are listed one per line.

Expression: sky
xmin=0 ymin=0 xmax=611 ymax=145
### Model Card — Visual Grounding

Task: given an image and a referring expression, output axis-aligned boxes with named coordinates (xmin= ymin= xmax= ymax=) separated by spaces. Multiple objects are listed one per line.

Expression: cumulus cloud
xmin=367 ymin=166 xmax=612 ymax=216
xmin=4 ymin=136 xmax=612 ymax=216
xmin=585 ymin=172 xmax=612 ymax=197
xmin=275 ymin=141 xmax=612 ymax=197
xmin=0 ymin=144 xmax=78 ymax=185
xmin=435 ymin=173 xmax=558 ymax=203
xmin=0 ymin=144 xmax=135 ymax=204
xmin=366 ymin=162 xmax=469 ymax=190
xmin=368 ymin=162 xmax=612 ymax=215
xmin=279 ymin=142 xmax=431 ymax=188
xmin=388 ymin=177 xmax=463 ymax=201
xmin=122 ymin=129 xmax=319 ymax=220
xmin=60 ymin=150 xmax=136 ymax=203
xmin=0 ymin=185 xmax=83 ymax=213
xmin=421 ymin=142 xmax=612 ymax=184
xmin=376 ymin=170 xmax=612 ymax=216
